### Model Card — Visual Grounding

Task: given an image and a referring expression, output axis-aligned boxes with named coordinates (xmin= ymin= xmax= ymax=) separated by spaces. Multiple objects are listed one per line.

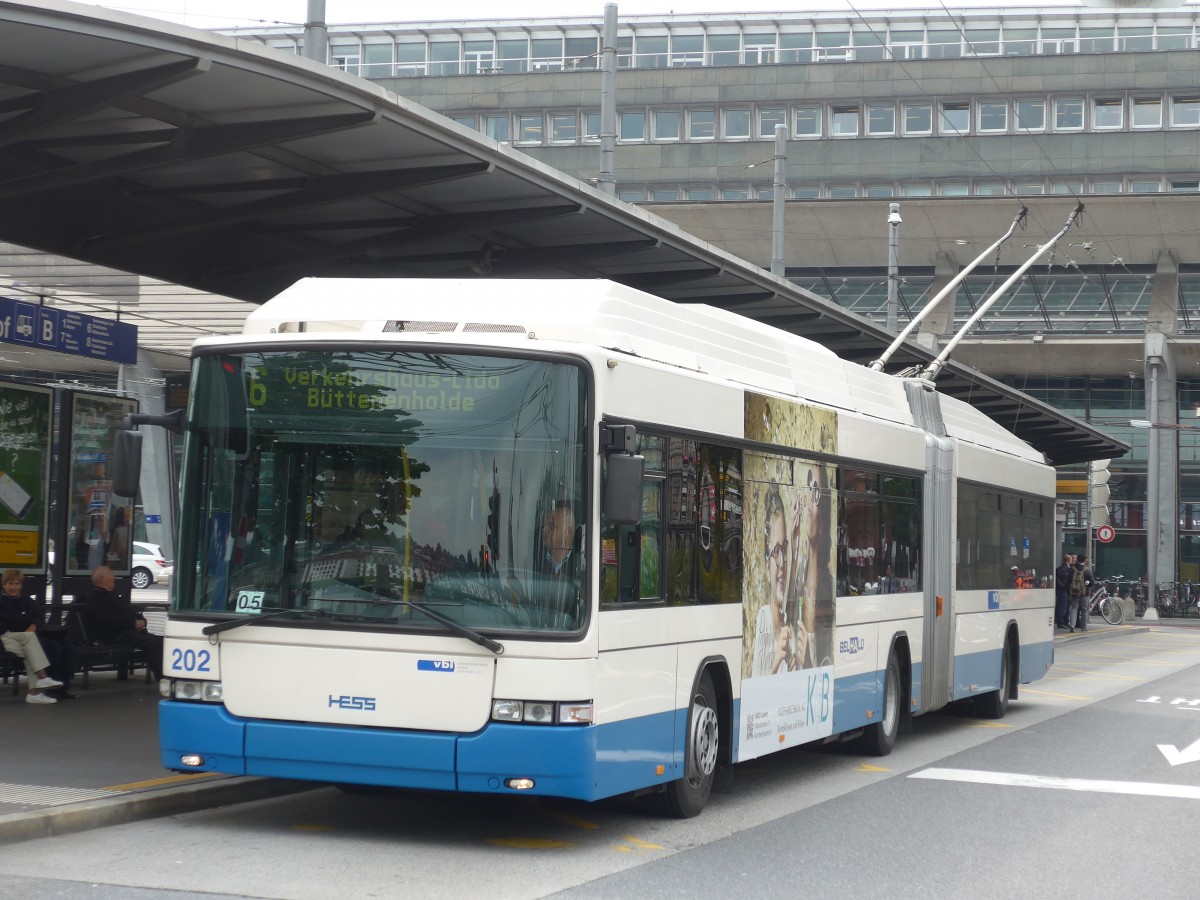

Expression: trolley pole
xmin=302 ymin=0 xmax=328 ymax=64
xmin=597 ymin=3 xmax=618 ymax=196
xmin=886 ymin=203 xmax=901 ymax=332
xmin=770 ymin=125 xmax=787 ymax=276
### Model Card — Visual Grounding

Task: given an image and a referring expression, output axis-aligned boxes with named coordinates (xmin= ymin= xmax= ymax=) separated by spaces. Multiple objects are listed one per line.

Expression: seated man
xmin=1 ymin=569 xmax=64 ymax=704
xmin=83 ymin=565 xmax=163 ymax=681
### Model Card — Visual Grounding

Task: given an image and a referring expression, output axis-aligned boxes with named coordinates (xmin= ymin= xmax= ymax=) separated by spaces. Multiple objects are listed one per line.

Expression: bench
xmin=1 ymin=647 xmax=25 ymax=695
xmin=63 ymin=607 xmax=149 ymax=689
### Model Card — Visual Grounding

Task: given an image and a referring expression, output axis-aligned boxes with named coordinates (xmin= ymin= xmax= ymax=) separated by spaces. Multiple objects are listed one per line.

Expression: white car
xmin=132 ymin=540 xmax=173 ymax=590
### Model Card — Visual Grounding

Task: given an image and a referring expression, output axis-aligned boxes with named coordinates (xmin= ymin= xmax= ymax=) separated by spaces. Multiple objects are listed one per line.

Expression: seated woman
xmin=1 ymin=569 xmax=65 ymax=704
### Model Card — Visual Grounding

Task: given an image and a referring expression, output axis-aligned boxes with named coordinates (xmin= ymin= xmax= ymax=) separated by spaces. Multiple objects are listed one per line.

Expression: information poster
xmin=66 ymin=393 xmax=138 ymax=576
xmin=0 ymin=380 xmax=52 ymax=570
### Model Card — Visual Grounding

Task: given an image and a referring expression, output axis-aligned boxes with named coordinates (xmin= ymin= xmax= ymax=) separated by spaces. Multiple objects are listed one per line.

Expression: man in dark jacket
xmin=1067 ymin=554 xmax=1096 ymax=634
xmin=83 ymin=565 xmax=163 ymax=680
xmin=1054 ymin=553 xmax=1075 ymax=629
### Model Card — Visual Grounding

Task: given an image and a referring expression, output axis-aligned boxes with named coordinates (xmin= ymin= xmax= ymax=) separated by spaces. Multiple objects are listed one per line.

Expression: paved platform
xmin=0 ymin=619 xmax=1156 ymax=846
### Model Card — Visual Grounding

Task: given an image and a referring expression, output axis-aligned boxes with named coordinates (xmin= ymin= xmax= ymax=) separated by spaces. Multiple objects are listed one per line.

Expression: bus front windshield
xmin=175 ymin=349 xmax=588 ymax=635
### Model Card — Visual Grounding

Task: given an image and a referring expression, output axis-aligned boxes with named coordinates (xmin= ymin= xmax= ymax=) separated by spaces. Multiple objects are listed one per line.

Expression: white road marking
xmin=910 ymin=767 xmax=1200 ymax=800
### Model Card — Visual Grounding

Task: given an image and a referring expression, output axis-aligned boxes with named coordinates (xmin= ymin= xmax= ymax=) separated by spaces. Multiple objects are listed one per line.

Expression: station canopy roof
xmin=0 ymin=0 xmax=1125 ymax=466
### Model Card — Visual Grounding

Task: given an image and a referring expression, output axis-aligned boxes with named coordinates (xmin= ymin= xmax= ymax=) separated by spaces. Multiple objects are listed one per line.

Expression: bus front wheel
xmin=975 ymin=640 xmax=1012 ymax=719
xmin=655 ymin=670 xmax=719 ymax=818
xmin=859 ymin=647 xmax=900 ymax=756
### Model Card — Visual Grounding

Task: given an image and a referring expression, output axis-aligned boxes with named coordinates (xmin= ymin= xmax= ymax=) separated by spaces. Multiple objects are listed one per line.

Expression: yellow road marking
xmin=965 ymin=721 xmax=1014 ymax=729
xmin=1051 ymin=666 xmax=1143 ymax=681
xmin=1074 ymin=652 xmax=1176 ymax=666
xmin=486 ymin=838 xmax=574 ymax=850
xmin=292 ymin=824 xmax=333 ymax=832
xmin=1021 ymin=687 xmax=1090 ymax=701
xmin=622 ymin=836 xmax=663 ymax=850
xmin=537 ymin=808 xmax=601 ymax=830
xmin=103 ymin=772 xmax=218 ymax=792
xmin=856 ymin=763 xmax=891 ymax=772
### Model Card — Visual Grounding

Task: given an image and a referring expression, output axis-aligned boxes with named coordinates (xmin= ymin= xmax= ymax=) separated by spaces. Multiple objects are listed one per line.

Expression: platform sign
xmin=0 ymin=296 xmax=137 ymax=364
xmin=0 ymin=380 xmax=53 ymax=571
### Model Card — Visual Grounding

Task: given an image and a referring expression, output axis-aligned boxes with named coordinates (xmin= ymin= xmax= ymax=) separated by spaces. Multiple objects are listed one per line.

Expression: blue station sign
xmin=0 ymin=296 xmax=137 ymax=364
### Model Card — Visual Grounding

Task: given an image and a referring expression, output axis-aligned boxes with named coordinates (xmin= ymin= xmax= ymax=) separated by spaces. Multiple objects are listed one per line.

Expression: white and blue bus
xmin=149 ymin=277 xmax=1054 ymax=817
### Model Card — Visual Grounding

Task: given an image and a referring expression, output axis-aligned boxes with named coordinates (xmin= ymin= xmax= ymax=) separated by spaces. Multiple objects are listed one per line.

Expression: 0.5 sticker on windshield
xmin=236 ymin=590 xmax=264 ymax=613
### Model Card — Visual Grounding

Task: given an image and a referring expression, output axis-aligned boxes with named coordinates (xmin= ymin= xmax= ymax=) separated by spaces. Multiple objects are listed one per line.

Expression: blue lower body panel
xmin=160 ymin=701 xmax=679 ymax=802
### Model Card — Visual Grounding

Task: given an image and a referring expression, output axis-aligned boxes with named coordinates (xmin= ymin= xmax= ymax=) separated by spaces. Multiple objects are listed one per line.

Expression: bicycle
xmin=1087 ymin=584 xmax=1125 ymax=625
xmin=1157 ymin=582 xmax=1179 ymax=618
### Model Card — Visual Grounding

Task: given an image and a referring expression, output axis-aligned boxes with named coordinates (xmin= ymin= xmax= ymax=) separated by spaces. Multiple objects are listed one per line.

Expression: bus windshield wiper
xmin=201 ymin=607 xmax=328 ymax=638
xmin=380 ymin=597 xmax=504 ymax=655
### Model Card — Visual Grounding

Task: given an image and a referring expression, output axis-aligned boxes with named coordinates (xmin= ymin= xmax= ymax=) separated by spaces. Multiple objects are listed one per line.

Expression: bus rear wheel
xmin=655 ymin=670 xmax=719 ymax=818
xmin=859 ymin=647 xmax=900 ymax=756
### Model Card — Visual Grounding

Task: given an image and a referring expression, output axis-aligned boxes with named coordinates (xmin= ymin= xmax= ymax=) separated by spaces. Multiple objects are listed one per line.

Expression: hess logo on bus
xmin=328 ymin=695 xmax=376 ymax=711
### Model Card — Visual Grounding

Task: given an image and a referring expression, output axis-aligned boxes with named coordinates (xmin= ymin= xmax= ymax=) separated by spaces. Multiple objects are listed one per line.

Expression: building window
xmin=744 ymin=33 xmax=777 ymax=64
xmin=653 ymin=110 xmax=681 ymax=141
xmin=1016 ymin=99 xmax=1045 ymax=131
xmin=1014 ymin=182 xmax=1045 ymax=194
xmin=941 ymin=183 xmax=969 ymax=196
xmin=584 ymin=112 xmax=601 ymax=142
xmin=865 ymin=184 xmax=894 ymax=197
xmin=483 ymin=115 xmax=509 ymax=142
xmin=395 ymin=41 xmax=425 ymax=75
xmin=1130 ymin=179 xmax=1162 ymax=193
xmin=720 ymin=187 xmax=750 ymax=200
xmin=831 ymin=105 xmax=860 ymax=136
xmin=901 ymin=184 xmax=933 ymax=197
xmin=550 ymin=113 xmax=578 ymax=143
xmin=1054 ymin=98 xmax=1085 ymax=130
xmin=794 ymin=106 xmax=822 ymax=137
xmin=793 ymin=186 xmax=820 ymax=199
xmin=829 ymin=184 xmax=857 ymax=199
xmin=430 ymin=40 xmax=460 ymax=76
xmin=516 ymin=114 xmax=543 ymax=144
xmin=867 ymin=104 xmax=896 ymax=135
xmin=565 ymin=36 xmax=599 ymax=69
xmin=709 ymin=33 xmax=740 ymax=66
xmin=620 ymin=110 xmax=646 ymax=141
xmin=1052 ymin=181 xmax=1083 ymax=195
xmin=331 ymin=41 xmax=361 ymax=75
xmin=975 ymin=183 xmax=1008 ymax=196
xmin=650 ymin=188 xmax=679 ymax=201
xmin=1170 ymin=181 xmax=1200 ymax=193
xmin=722 ymin=108 xmax=751 ymax=139
xmin=686 ymin=188 xmax=715 ymax=201
xmin=1132 ymin=97 xmax=1163 ymax=129
xmin=497 ymin=38 xmax=529 ymax=73
xmin=904 ymin=103 xmax=933 ymax=135
xmin=758 ymin=107 xmax=787 ymax=138
xmin=977 ymin=100 xmax=1008 ymax=132
xmin=1171 ymin=96 xmax=1200 ymax=127
xmin=1092 ymin=97 xmax=1123 ymax=129
xmin=636 ymin=35 xmax=669 ymax=68
xmin=1158 ymin=27 xmax=1192 ymax=52
xmin=463 ymin=39 xmax=495 ymax=74
xmin=940 ymin=101 xmax=970 ymax=135
xmin=1092 ymin=181 xmax=1123 ymax=194
xmin=617 ymin=189 xmax=644 ymax=202
xmin=669 ymin=34 xmax=704 ymax=67
xmin=450 ymin=115 xmax=475 ymax=129
xmin=689 ymin=109 xmax=716 ymax=140
xmin=362 ymin=43 xmax=394 ymax=78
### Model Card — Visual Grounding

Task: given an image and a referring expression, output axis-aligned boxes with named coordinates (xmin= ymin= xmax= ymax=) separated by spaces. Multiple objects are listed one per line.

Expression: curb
xmin=1054 ymin=623 xmax=1151 ymax=646
xmin=0 ymin=775 xmax=314 ymax=847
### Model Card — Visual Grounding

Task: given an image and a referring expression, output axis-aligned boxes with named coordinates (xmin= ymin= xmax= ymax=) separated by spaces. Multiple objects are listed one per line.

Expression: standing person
xmin=82 ymin=565 xmax=163 ymax=681
xmin=877 ymin=563 xmax=899 ymax=595
xmin=1067 ymin=553 xmax=1095 ymax=634
xmin=0 ymin=569 xmax=74 ymax=699
xmin=1054 ymin=553 xmax=1075 ymax=629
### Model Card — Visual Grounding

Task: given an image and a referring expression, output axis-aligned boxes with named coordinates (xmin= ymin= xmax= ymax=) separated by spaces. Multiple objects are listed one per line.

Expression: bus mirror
xmin=112 ymin=430 xmax=143 ymax=498
xmin=604 ymin=453 xmax=644 ymax=524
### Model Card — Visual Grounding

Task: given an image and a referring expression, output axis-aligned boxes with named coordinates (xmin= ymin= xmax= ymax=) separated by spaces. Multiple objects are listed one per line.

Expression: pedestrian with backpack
xmin=1054 ymin=553 xmax=1075 ymax=629
xmin=1067 ymin=553 xmax=1095 ymax=634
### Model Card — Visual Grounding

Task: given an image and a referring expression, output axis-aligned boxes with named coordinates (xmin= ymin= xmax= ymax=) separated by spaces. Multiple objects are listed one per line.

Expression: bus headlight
xmin=491 ymin=699 xmax=593 ymax=725
xmin=167 ymin=680 xmax=224 ymax=702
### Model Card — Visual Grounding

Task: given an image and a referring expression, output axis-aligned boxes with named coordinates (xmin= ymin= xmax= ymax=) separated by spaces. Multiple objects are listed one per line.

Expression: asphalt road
xmin=2 ymin=627 xmax=1199 ymax=899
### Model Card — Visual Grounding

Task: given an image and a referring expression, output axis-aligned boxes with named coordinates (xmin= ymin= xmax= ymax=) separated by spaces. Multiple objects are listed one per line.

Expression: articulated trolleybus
xmin=149 ymin=277 xmax=1054 ymax=817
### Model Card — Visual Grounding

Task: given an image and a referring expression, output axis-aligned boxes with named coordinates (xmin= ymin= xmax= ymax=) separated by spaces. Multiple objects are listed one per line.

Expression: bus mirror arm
xmin=121 ymin=409 xmax=185 ymax=435
xmin=112 ymin=409 xmax=185 ymax=498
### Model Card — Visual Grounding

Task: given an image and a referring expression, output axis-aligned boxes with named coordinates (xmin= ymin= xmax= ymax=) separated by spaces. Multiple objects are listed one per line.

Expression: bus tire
xmin=656 ymin=670 xmax=719 ymax=818
xmin=975 ymin=639 xmax=1011 ymax=719
xmin=860 ymin=647 xmax=900 ymax=756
